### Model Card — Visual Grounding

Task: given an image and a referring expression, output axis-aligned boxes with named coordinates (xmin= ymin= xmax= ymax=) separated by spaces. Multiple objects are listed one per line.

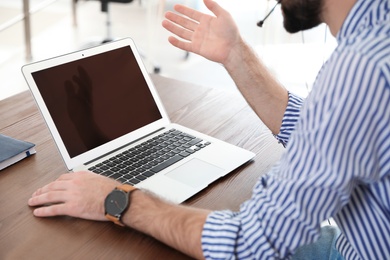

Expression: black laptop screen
xmin=32 ymin=46 xmax=162 ymax=158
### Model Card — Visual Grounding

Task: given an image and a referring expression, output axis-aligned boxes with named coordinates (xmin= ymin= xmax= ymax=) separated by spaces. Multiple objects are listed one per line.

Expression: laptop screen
xmin=32 ymin=46 xmax=162 ymax=158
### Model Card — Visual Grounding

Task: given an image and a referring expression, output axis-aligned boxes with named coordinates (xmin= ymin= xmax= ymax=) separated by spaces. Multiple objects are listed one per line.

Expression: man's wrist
xmin=223 ymin=38 xmax=248 ymax=69
xmin=104 ymin=184 xmax=138 ymax=226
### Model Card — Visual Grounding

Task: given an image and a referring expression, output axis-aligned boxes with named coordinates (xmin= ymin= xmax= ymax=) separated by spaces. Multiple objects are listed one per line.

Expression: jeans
xmin=292 ymin=225 xmax=344 ymax=260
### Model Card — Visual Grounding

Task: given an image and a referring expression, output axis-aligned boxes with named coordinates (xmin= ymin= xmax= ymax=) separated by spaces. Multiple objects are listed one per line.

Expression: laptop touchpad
xmin=166 ymin=158 xmax=224 ymax=189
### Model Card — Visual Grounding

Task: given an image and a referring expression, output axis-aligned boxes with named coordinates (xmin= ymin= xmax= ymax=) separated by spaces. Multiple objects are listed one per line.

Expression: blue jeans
xmin=292 ymin=225 xmax=344 ymax=260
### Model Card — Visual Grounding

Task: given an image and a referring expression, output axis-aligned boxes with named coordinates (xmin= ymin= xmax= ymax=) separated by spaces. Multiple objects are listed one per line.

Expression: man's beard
xmin=281 ymin=0 xmax=323 ymax=33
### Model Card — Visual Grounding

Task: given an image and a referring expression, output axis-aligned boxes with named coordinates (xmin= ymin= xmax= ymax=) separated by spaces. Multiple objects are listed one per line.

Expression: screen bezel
xmin=22 ymin=38 xmax=170 ymax=170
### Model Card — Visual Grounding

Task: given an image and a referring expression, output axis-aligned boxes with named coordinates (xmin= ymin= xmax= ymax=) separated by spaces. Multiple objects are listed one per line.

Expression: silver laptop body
xmin=22 ymin=38 xmax=255 ymax=204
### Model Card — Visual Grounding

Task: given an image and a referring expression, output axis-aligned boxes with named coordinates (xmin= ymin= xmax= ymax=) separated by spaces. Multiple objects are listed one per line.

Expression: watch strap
xmin=117 ymin=184 xmax=137 ymax=193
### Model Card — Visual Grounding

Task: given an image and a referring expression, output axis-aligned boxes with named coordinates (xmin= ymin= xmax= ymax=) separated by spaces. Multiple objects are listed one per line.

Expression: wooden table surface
xmin=0 ymin=74 xmax=284 ymax=259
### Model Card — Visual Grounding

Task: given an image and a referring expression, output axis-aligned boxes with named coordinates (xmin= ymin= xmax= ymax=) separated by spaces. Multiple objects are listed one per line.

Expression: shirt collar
xmin=336 ymin=0 xmax=390 ymax=43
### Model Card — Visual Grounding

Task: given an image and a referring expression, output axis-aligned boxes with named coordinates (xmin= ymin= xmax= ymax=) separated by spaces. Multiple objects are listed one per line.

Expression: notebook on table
xmin=0 ymin=134 xmax=36 ymax=171
xmin=22 ymin=38 xmax=255 ymax=204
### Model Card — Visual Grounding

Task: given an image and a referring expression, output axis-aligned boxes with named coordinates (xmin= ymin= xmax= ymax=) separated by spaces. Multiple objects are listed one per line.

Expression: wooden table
xmin=0 ymin=74 xmax=284 ymax=259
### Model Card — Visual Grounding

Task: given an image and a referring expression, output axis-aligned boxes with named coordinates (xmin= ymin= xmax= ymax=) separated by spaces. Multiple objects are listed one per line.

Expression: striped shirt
xmin=201 ymin=0 xmax=390 ymax=259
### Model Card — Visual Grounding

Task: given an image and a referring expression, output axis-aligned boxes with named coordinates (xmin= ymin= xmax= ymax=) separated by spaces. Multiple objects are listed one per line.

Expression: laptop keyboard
xmin=88 ymin=129 xmax=211 ymax=185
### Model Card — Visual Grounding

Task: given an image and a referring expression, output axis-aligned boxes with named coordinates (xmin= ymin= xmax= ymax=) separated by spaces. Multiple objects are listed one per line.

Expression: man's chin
xmin=281 ymin=4 xmax=323 ymax=34
xmin=281 ymin=12 xmax=303 ymax=33
xmin=283 ymin=20 xmax=323 ymax=34
xmin=283 ymin=23 xmax=302 ymax=34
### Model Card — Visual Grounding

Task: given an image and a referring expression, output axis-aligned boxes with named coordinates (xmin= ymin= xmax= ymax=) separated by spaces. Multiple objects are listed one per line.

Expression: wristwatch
xmin=104 ymin=184 xmax=137 ymax=226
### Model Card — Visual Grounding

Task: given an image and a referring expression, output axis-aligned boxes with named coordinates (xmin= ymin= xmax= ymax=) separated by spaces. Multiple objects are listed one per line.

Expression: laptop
xmin=22 ymin=38 xmax=255 ymax=204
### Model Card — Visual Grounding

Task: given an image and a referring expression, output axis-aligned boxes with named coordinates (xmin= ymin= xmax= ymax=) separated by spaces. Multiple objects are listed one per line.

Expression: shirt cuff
xmin=201 ymin=210 xmax=241 ymax=259
xmin=274 ymin=92 xmax=304 ymax=147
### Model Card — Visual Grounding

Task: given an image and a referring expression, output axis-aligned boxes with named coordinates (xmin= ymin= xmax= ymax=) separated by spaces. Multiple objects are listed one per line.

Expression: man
xmin=28 ymin=0 xmax=390 ymax=259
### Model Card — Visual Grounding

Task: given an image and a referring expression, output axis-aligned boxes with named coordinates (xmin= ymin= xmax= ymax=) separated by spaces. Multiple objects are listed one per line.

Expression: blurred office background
xmin=0 ymin=0 xmax=337 ymax=101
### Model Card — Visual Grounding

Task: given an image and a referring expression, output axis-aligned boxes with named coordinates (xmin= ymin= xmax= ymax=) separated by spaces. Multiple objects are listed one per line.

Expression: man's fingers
xmin=28 ymin=190 xmax=67 ymax=207
xmin=165 ymin=11 xmax=199 ymax=32
xmin=203 ymin=0 xmax=223 ymax=17
xmin=32 ymin=204 xmax=67 ymax=217
xmin=173 ymin=4 xmax=205 ymax=22
xmin=168 ymin=36 xmax=193 ymax=52
xmin=30 ymin=180 xmax=66 ymax=197
xmin=162 ymin=20 xmax=193 ymax=43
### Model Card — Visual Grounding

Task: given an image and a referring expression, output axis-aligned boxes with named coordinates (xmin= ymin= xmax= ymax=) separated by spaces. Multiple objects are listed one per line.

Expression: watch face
xmin=104 ymin=189 xmax=129 ymax=216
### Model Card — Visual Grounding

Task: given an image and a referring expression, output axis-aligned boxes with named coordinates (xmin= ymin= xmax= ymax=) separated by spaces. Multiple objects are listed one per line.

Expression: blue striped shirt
xmin=201 ymin=0 xmax=390 ymax=259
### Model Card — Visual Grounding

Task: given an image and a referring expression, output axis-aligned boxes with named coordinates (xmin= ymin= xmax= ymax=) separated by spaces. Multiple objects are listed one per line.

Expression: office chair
xmin=75 ymin=0 xmax=160 ymax=73
xmin=96 ymin=0 xmax=133 ymax=43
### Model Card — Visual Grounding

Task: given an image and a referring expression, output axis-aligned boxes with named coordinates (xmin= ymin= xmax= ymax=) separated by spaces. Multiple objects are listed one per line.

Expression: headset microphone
xmin=257 ymin=0 xmax=282 ymax=27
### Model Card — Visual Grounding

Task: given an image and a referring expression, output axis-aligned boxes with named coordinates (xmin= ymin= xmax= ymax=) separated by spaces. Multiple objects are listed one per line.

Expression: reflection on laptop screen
xmin=32 ymin=46 xmax=162 ymax=158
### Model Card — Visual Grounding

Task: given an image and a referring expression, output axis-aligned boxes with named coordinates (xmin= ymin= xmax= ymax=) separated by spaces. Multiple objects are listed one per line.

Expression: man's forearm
xmin=123 ymin=190 xmax=211 ymax=259
xmin=224 ymin=40 xmax=289 ymax=134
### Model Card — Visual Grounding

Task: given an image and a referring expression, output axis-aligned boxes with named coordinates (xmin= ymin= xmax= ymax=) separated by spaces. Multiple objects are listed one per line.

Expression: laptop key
xmin=128 ymin=178 xmax=140 ymax=185
xmin=100 ymin=165 xmax=109 ymax=170
xmin=111 ymin=173 xmax=122 ymax=179
xmin=135 ymin=175 xmax=147 ymax=181
xmin=188 ymin=138 xmax=202 ymax=146
xmin=122 ymin=174 xmax=133 ymax=180
xmin=118 ymin=178 xmax=127 ymax=183
xmin=128 ymin=171 xmax=139 ymax=177
xmin=150 ymin=154 xmax=184 ymax=173
xmin=185 ymin=148 xmax=195 ymax=154
xmin=142 ymin=171 xmax=155 ymax=177
xmin=101 ymin=170 xmax=113 ymax=177
xmin=179 ymin=151 xmax=190 ymax=157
